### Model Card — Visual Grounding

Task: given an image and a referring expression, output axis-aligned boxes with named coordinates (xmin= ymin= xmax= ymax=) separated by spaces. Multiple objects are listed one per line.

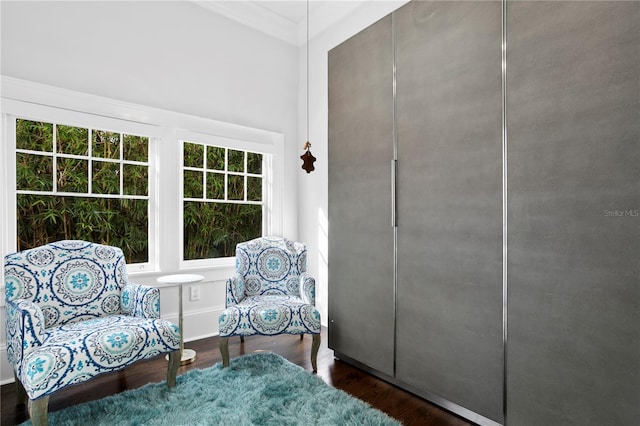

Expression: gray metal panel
xmin=506 ymin=2 xmax=640 ymax=425
xmin=328 ymin=15 xmax=395 ymax=376
xmin=394 ymin=1 xmax=504 ymax=423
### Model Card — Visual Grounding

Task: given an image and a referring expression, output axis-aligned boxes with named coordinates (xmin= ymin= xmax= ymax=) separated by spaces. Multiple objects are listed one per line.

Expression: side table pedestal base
xmin=165 ymin=348 xmax=196 ymax=365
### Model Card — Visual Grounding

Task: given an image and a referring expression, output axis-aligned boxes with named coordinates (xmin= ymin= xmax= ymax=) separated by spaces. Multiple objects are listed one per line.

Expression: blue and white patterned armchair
xmin=4 ymin=240 xmax=181 ymax=426
xmin=218 ymin=237 xmax=321 ymax=372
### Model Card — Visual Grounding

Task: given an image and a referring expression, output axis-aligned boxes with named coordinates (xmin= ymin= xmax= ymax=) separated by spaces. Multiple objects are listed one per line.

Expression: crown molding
xmin=192 ymin=1 xmax=369 ymax=47
xmin=193 ymin=1 xmax=300 ymax=46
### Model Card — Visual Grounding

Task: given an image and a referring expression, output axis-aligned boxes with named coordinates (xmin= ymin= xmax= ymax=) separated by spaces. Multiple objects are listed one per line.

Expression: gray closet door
xmin=506 ymin=2 xmax=640 ymax=425
xmin=328 ymin=15 xmax=395 ymax=376
xmin=395 ymin=1 xmax=504 ymax=423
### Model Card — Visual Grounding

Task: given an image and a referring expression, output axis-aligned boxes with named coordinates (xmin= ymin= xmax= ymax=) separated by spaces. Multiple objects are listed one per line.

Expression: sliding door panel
xmin=506 ymin=2 xmax=640 ymax=425
xmin=395 ymin=1 xmax=504 ymax=422
xmin=328 ymin=15 xmax=395 ymax=375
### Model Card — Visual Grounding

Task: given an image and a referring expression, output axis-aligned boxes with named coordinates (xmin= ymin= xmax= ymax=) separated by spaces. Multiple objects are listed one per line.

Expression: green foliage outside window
xmin=17 ymin=194 xmax=148 ymax=263
xmin=183 ymin=202 xmax=262 ymax=260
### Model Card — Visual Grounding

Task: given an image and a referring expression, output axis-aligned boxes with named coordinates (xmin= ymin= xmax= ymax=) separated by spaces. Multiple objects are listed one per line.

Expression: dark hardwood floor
xmin=1 ymin=327 xmax=474 ymax=425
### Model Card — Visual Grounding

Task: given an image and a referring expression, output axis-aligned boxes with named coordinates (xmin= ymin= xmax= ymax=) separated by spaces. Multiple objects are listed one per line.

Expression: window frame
xmin=4 ymin=105 xmax=161 ymax=273
xmin=1 ymin=76 xmax=284 ymax=278
xmin=177 ymin=130 xmax=275 ymax=269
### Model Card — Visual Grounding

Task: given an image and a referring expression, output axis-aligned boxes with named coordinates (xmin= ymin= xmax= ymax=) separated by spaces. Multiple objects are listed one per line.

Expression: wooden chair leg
xmin=220 ymin=337 xmax=230 ymax=368
xmin=300 ymin=334 xmax=304 ymax=341
xmin=311 ymin=333 xmax=321 ymax=374
xmin=167 ymin=350 xmax=180 ymax=388
xmin=14 ymin=374 xmax=27 ymax=407
xmin=28 ymin=396 xmax=49 ymax=426
xmin=240 ymin=335 xmax=245 ymax=343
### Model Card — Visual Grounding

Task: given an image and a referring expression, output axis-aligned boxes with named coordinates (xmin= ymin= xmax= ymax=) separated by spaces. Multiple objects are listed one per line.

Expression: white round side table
xmin=156 ymin=274 xmax=204 ymax=365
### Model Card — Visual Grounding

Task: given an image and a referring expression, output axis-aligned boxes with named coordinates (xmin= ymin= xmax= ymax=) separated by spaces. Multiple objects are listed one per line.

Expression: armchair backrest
xmin=235 ymin=236 xmax=307 ymax=297
xmin=4 ymin=240 xmax=129 ymax=328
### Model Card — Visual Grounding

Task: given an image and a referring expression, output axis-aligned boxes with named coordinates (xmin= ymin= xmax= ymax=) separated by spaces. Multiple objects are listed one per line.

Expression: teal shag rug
xmin=21 ymin=352 xmax=400 ymax=425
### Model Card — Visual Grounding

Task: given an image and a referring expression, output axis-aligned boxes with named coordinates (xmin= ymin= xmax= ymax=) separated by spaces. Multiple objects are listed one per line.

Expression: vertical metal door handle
xmin=391 ymin=159 xmax=397 ymax=227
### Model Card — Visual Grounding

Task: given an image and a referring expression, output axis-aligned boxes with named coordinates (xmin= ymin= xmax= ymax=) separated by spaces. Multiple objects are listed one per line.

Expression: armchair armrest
xmin=5 ymin=299 xmax=46 ymax=372
xmin=300 ymin=272 xmax=316 ymax=305
xmin=121 ymin=284 xmax=160 ymax=319
xmin=226 ymin=274 xmax=245 ymax=307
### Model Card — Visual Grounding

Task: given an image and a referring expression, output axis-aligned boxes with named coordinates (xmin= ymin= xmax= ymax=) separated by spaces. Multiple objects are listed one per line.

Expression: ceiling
xmin=193 ymin=1 xmax=368 ymax=46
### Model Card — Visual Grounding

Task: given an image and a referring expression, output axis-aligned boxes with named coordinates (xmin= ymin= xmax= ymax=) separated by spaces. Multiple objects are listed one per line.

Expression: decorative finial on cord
xmin=300 ymin=141 xmax=316 ymax=174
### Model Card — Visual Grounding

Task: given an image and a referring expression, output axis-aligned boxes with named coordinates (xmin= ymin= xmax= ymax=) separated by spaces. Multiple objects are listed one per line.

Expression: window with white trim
xmin=182 ymin=141 xmax=264 ymax=260
xmin=14 ymin=117 xmax=152 ymax=264
xmin=2 ymin=77 xmax=284 ymax=276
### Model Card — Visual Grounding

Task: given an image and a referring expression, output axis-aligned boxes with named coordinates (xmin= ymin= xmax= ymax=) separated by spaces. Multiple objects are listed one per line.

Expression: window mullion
xmin=88 ymin=128 xmax=93 ymax=195
xmin=201 ymin=165 xmax=206 ymax=200
xmin=224 ymin=148 xmax=228 ymax=201
xmin=119 ymin=132 xmax=123 ymax=196
xmin=244 ymin=151 xmax=248 ymax=202
xmin=52 ymin=124 xmax=58 ymax=193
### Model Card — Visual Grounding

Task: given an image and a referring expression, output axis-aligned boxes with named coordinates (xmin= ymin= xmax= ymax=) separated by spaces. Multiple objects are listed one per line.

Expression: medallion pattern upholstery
xmin=4 ymin=240 xmax=181 ymax=424
xmin=218 ymin=237 xmax=321 ymax=372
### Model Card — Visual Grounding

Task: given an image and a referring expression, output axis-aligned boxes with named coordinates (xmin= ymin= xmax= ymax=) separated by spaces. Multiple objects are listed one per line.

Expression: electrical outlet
xmin=190 ymin=285 xmax=200 ymax=301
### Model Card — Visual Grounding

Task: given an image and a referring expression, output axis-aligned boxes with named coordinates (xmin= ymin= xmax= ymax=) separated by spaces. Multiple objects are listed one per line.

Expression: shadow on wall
xmin=318 ymin=208 xmax=329 ymax=324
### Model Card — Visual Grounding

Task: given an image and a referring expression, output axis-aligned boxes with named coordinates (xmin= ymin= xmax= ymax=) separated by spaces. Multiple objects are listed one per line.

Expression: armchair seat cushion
xmin=17 ymin=315 xmax=180 ymax=400
xmin=219 ymin=295 xmax=320 ymax=337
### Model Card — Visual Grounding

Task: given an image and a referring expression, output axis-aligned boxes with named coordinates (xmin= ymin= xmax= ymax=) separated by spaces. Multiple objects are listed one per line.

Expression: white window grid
xmin=182 ymin=141 xmax=263 ymax=205
xmin=16 ymin=121 xmax=150 ymax=201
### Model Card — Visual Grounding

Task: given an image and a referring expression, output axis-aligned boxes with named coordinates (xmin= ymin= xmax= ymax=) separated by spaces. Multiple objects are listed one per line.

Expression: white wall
xmin=0 ymin=0 xmax=299 ymax=383
xmin=297 ymin=0 xmax=409 ymax=327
